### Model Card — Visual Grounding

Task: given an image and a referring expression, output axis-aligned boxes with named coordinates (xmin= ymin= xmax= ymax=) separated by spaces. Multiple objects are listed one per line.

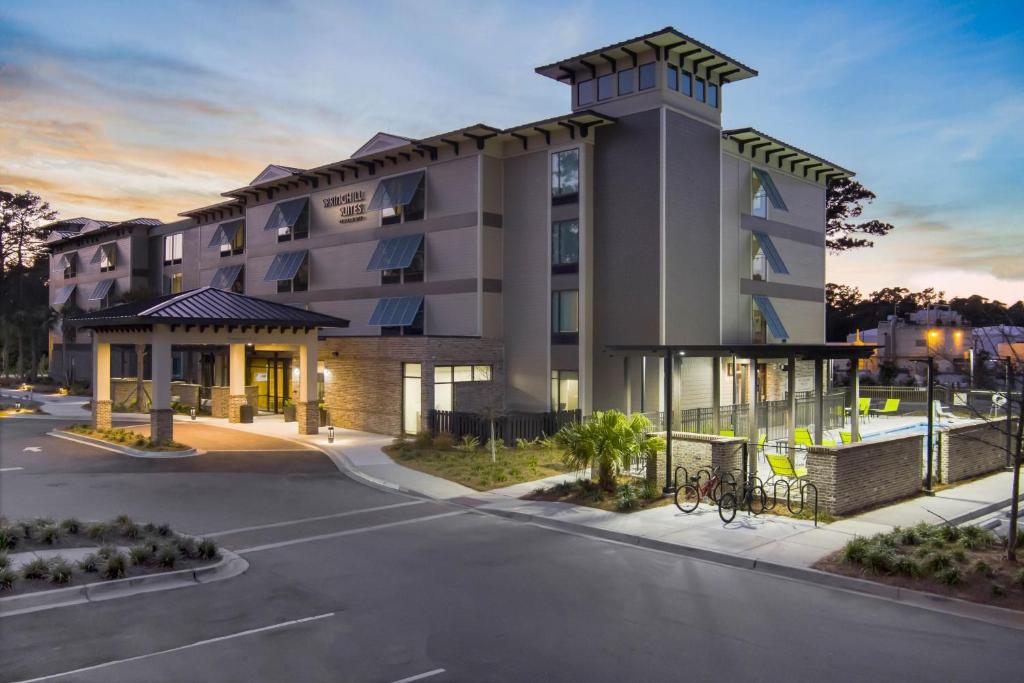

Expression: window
xmin=695 ymin=77 xmax=706 ymax=102
xmin=278 ymin=203 xmax=310 ymax=242
xmin=680 ymin=70 xmax=692 ymax=96
xmin=62 ymin=254 xmax=76 ymax=279
xmin=617 ymin=67 xmax=634 ymax=95
xmin=551 ymin=148 xmax=580 ymax=202
xmin=382 ymin=305 xmax=423 ymax=337
xmin=402 ymin=363 xmax=421 ymax=435
xmin=277 ymin=253 xmax=309 ymax=294
xmin=433 ymin=364 xmax=493 ymax=411
xmin=99 ymin=244 xmax=116 ymax=272
xmin=382 ymin=240 xmax=425 ymax=285
xmin=163 ymin=233 xmax=183 ymax=265
xmin=221 ymin=223 xmax=245 ymax=257
xmin=552 ymin=289 xmax=579 ymax=342
xmin=751 ymin=170 xmax=768 ymax=218
xmin=381 ymin=179 xmax=425 ymax=225
xmin=167 ymin=272 xmax=183 ymax=294
xmin=552 ymin=219 xmax=579 ymax=273
xmin=551 ymin=370 xmax=579 ymax=411
xmin=578 ymin=79 xmax=595 ymax=106
xmin=751 ymin=235 xmax=768 ymax=281
xmin=597 ymin=73 xmax=614 ymax=100
xmin=638 ymin=62 xmax=656 ymax=90
xmin=171 ymin=351 xmax=185 ymax=381
xmin=707 ymin=83 xmax=719 ymax=108
xmin=666 ymin=65 xmax=678 ymax=91
xmin=752 ymin=305 xmax=767 ymax=344
xmin=231 ymin=266 xmax=245 ymax=294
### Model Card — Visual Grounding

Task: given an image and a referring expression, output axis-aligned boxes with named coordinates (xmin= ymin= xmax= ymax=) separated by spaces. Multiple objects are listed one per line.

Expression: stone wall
xmin=210 ymin=386 xmax=257 ymax=418
xmin=806 ymin=434 xmax=923 ymax=516
xmin=320 ymin=336 xmax=504 ymax=436
xmin=940 ymin=419 xmax=1014 ymax=483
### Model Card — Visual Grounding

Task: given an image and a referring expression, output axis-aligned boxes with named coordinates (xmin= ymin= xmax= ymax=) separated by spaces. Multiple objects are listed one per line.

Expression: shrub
xmin=87 ymin=522 xmax=112 ymax=542
xmin=118 ymin=521 xmax=141 ymax=540
xmin=935 ymin=565 xmax=962 ymax=586
xmin=18 ymin=520 xmax=34 ymax=540
xmin=432 ymin=433 xmax=455 ymax=450
xmin=0 ymin=568 xmax=16 ymax=591
xmin=97 ymin=545 xmax=118 ymax=559
xmin=959 ymin=526 xmax=997 ymax=550
xmin=863 ymin=545 xmax=897 ymax=574
xmin=21 ymin=557 xmax=50 ymax=580
xmin=1014 ymin=568 xmax=1024 ymax=588
xmin=156 ymin=523 xmax=172 ymax=537
xmin=414 ymin=431 xmax=433 ymax=450
xmin=843 ymin=537 xmax=871 ymax=564
xmin=175 ymin=536 xmax=199 ymax=559
xmin=0 ymin=552 xmax=6 ymax=570
xmin=156 ymin=545 xmax=177 ymax=568
xmin=39 ymin=525 xmax=62 ymax=545
xmin=893 ymin=556 xmax=923 ymax=578
xmin=49 ymin=559 xmax=73 ymax=585
xmin=950 ymin=546 xmax=967 ymax=563
xmin=515 ymin=438 xmax=535 ymax=450
xmin=616 ymin=482 xmax=638 ymax=511
xmin=940 ymin=525 xmax=961 ymax=544
xmin=924 ymin=552 xmax=953 ymax=574
xmin=454 ymin=435 xmax=480 ymax=453
xmin=992 ymin=583 xmax=1006 ymax=597
xmin=484 ymin=438 xmax=505 ymax=455
xmin=77 ymin=553 xmax=100 ymax=573
xmin=973 ymin=560 xmax=994 ymax=578
xmin=129 ymin=545 xmax=153 ymax=565
xmin=59 ymin=518 xmax=82 ymax=535
xmin=103 ymin=552 xmax=128 ymax=579
xmin=0 ymin=526 xmax=18 ymax=551
xmin=197 ymin=538 xmax=220 ymax=561
xmin=896 ymin=526 xmax=921 ymax=546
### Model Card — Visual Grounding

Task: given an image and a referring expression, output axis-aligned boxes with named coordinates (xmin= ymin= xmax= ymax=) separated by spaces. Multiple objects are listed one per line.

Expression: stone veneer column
xmin=93 ymin=400 xmax=113 ymax=431
xmin=228 ymin=395 xmax=249 ymax=423
xmin=92 ymin=336 xmax=112 ymax=430
xmin=150 ymin=409 xmax=174 ymax=444
xmin=295 ymin=335 xmax=319 ymax=435
xmin=295 ymin=401 xmax=318 ymax=435
xmin=228 ymin=342 xmax=247 ymax=423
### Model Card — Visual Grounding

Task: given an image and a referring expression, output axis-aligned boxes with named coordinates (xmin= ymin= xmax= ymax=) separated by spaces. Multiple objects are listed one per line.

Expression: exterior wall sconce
xmin=190 ymin=407 xmax=197 ymax=420
xmin=14 ymin=402 xmax=21 ymax=410
xmin=327 ymin=425 xmax=335 ymax=443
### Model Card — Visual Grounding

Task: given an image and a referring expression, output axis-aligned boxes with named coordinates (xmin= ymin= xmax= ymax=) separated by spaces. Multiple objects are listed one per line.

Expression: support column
xmin=150 ymin=328 xmax=173 ymax=444
xmin=851 ymin=362 xmax=861 ymax=443
xmin=295 ymin=335 xmax=319 ymax=435
xmin=92 ymin=335 xmax=112 ymax=430
xmin=623 ymin=356 xmax=631 ymax=416
xmin=712 ymin=358 xmax=721 ymax=435
xmin=787 ymin=356 xmax=797 ymax=451
xmin=663 ymin=352 xmax=673 ymax=494
xmin=748 ymin=358 xmax=759 ymax=479
xmin=228 ymin=342 xmax=249 ymax=423
xmin=813 ymin=358 xmax=825 ymax=445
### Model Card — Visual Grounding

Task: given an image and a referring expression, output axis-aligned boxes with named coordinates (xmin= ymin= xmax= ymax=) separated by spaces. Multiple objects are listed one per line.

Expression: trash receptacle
xmin=239 ymin=404 xmax=253 ymax=423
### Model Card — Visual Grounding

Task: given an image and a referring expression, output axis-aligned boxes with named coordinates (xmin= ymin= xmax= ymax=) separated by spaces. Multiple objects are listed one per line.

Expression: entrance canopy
xmin=70 ymin=288 xmax=349 ymax=444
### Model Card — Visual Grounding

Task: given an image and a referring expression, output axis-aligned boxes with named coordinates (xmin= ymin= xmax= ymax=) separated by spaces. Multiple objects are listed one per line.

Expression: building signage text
xmin=323 ymin=190 xmax=366 ymax=224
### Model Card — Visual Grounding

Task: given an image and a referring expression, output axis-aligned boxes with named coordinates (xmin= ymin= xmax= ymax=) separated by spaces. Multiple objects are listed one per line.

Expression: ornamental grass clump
xmin=103 ymin=552 xmax=128 ymax=579
xmin=59 ymin=518 xmax=82 ymax=535
xmin=0 ymin=526 xmax=17 ymax=551
xmin=0 ymin=552 xmax=7 ymax=570
xmin=973 ymin=560 xmax=994 ymax=578
xmin=893 ymin=556 xmax=923 ymax=578
xmin=935 ymin=565 xmax=963 ymax=586
xmin=842 ymin=537 xmax=870 ymax=564
xmin=21 ymin=557 xmax=50 ymax=580
xmin=77 ymin=553 xmax=100 ymax=573
xmin=863 ymin=545 xmax=897 ymax=574
xmin=197 ymin=538 xmax=220 ymax=561
xmin=0 ymin=568 xmax=16 ymax=591
xmin=87 ymin=522 xmax=112 ymax=542
xmin=49 ymin=559 xmax=73 ymax=585
xmin=959 ymin=525 xmax=997 ymax=550
xmin=175 ymin=536 xmax=199 ymax=560
xmin=923 ymin=551 xmax=954 ymax=574
xmin=39 ymin=524 xmax=62 ymax=545
xmin=129 ymin=544 xmax=153 ymax=565
xmin=156 ymin=545 xmax=177 ymax=568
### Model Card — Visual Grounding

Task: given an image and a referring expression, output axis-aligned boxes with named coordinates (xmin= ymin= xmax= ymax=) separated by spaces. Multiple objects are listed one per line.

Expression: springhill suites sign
xmin=323 ymin=190 xmax=366 ymax=223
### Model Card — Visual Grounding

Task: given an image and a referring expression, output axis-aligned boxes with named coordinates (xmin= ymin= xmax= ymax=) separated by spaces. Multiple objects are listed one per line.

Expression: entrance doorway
xmin=248 ymin=356 xmax=291 ymax=413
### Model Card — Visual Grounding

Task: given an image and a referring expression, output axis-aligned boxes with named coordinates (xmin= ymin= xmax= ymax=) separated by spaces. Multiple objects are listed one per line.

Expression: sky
xmin=1 ymin=0 xmax=1022 ymax=302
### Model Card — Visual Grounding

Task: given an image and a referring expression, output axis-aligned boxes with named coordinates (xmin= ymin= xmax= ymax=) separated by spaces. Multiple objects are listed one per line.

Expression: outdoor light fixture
xmin=190 ymin=407 xmax=197 ymax=420
xmin=14 ymin=402 xmax=21 ymax=410
xmin=327 ymin=426 xmax=335 ymax=443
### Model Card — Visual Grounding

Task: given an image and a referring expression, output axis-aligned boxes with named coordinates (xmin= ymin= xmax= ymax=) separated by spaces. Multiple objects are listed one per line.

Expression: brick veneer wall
xmin=806 ymin=434 xmax=923 ymax=516
xmin=647 ymin=432 xmax=748 ymax=487
xmin=940 ymin=419 xmax=1014 ymax=483
xmin=320 ymin=336 xmax=505 ymax=436
xmin=210 ymin=386 xmax=257 ymax=418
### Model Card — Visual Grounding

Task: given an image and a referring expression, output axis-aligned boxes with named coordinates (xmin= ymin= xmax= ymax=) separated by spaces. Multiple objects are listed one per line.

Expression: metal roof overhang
xmin=503 ymin=110 xmax=615 ymax=149
xmin=723 ymin=128 xmax=855 ymax=184
xmin=605 ymin=343 xmax=877 ymax=361
xmin=535 ymin=26 xmax=757 ymax=85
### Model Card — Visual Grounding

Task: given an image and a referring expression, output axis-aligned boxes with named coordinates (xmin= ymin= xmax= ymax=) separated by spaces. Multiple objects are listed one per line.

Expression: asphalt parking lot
xmin=2 ymin=415 xmax=1024 ymax=683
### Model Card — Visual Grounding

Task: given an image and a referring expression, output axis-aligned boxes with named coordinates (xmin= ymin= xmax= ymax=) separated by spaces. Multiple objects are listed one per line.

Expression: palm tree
xmin=555 ymin=410 xmax=665 ymax=491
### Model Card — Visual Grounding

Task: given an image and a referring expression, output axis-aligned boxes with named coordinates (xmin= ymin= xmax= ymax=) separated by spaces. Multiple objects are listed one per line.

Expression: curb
xmin=944 ymin=492 xmax=1024 ymax=527
xmin=478 ymin=505 xmax=1024 ymax=632
xmin=0 ymin=549 xmax=248 ymax=618
xmin=47 ymin=430 xmax=205 ymax=459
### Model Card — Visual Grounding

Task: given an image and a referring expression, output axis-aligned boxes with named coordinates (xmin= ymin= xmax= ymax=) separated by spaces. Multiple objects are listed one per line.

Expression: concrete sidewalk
xmin=175 ymin=415 xmax=1024 ymax=569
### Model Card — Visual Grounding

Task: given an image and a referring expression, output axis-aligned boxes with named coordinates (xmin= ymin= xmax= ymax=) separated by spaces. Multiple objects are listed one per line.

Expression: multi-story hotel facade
xmin=46 ymin=27 xmax=853 ymax=436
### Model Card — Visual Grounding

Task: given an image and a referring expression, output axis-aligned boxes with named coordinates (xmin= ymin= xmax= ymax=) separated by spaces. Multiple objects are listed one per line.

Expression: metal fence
xmin=678 ymin=393 xmax=846 ymax=441
xmin=428 ymin=409 xmax=581 ymax=446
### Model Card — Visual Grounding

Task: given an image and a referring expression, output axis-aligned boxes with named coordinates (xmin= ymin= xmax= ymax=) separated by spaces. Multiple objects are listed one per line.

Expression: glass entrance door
xmin=402 ymin=363 xmax=421 ymax=435
xmin=248 ymin=357 xmax=290 ymax=413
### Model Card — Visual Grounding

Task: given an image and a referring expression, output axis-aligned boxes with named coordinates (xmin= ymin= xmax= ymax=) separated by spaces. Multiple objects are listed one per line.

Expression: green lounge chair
xmin=871 ymin=398 xmax=900 ymax=417
xmin=845 ymin=397 xmax=871 ymax=420
xmin=839 ymin=431 xmax=861 ymax=444
xmin=794 ymin=427 xmax=835 ymax=447
xmin=719 ymin=429 xmax=734 ymax=437
xmin=765 ymin=453 xmax=808 ymax=480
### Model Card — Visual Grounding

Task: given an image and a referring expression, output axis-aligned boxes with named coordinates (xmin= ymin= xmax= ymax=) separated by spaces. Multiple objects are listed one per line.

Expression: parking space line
xmin=0 ymin=467 xmax=25 ymax=472
xmin=391 ymin=668 xmax=446 ymax=683
xmin=235 ymin=511 xmax=467 ymax=554
xmin=10 ymin=612 xmax=335 ymax=682
xmin=198 ymin=500 xmax=428 ymax=537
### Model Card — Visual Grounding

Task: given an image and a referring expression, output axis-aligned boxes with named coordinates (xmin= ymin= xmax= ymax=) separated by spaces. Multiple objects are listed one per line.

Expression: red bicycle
xmin=674 ymin=466 xmax=735 ymax=513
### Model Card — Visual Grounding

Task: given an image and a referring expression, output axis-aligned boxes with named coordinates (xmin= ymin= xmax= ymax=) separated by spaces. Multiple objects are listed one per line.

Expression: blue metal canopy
xmin=368 ymin=296 xmax=423 ymax=326
xmin=208 ymin=219 xmax=244 ymax=247
xmin=54 ymin=284 xmax=76 ymax=305
xmin=752 ymin=168 xmax=788 ymax=211
xmin=264 ymin=250 xmax=307 ymax=282
xmin=752 ymin=231 xmax=789 ymax=275
xmin=753 ymin=295 xmax=789 ymax=340
xmin=366 ymin=234 xmax=424 ymax=271
xmin=367 ymin=171 xmax=424 ymax=212
xmin=210 ymin=264 xmax=243 ymax=290
xmin=263 ymin=198 xmax=308 ymax=232
xmin=88 ymin=278 xmax=116 ymax=301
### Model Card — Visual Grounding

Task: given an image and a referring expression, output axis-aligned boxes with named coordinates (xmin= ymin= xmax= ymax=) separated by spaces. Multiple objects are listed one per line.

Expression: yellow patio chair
xmin=871 ymin=398 xmax=900 ymax=417
xmin=845 ymin=397 xmax=871 ymax=420
xmin=765 ymin=453 xmax=808 ymax=481
xmin=839 ymin=431 xmax=861 ymax=444
xmin=794 ymin=427 xmax=835 ymax=447
xmin=719 ymin=429 xmax=734 ymax=437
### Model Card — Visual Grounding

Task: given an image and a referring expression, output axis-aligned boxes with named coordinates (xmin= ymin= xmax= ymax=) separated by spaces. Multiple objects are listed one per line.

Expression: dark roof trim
xmin=723 ymin=128 xmax=855 ymax=180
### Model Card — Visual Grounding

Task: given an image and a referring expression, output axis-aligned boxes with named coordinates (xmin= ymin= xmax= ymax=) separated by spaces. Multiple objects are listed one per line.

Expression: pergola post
xmin=91 ymin=334 xmax=112 ymax=430
xmin=228 ymin=342 xmax=248 ymax=423
xmin=851 ymin=361 xmax=861 ymax=442
xmin=712 ymin=358 xmax=721 ymax=435
xmin=623 ymin=356 xmax=631 ymax=415
xmin=296 ymin=333 xmax=319 ymax=435
xmin=787 ymin=356 xmax=797 ymax=451
xmin=150 ymin=326 xmax=173 ymax=444
xmin=748 ymin=357 xmax=759 ymax=479
xmin=663 ymin=352 xmax=673 ymax=494
xmin=813 ymin=358 xmax=825 ymax=445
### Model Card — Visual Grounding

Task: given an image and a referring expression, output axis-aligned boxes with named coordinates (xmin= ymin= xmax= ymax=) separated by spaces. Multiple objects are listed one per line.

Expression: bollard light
xmin=14 ymin=402 xmax=21 ymax=410
xmin=327 ymin=425 xmax=335 ymax=443
xmin=190 ymin=407 xmax=197 ymax=421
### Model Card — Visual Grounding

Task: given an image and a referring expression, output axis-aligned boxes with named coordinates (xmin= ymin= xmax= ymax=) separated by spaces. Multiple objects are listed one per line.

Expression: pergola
xmin=605 ymin=343 xmax=877 ymax=492
xmin=70 ymin=288 xmax=349 ymax=444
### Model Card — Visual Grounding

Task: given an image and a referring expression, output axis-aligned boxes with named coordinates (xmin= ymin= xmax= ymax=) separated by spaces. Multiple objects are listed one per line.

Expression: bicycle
xmin=674 ymin=465 xmax=735 ymax=513
xmin=717 ymin=475 xmax=767 ymax=524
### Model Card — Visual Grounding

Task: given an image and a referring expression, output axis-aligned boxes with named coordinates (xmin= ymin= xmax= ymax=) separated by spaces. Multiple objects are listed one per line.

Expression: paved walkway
xmin=114 ymin=413 xmax=1024 ymax=570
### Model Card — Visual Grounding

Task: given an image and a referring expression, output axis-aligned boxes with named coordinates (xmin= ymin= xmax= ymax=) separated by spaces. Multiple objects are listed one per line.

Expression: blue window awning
xmin=367 ymin=171 xmax=424 ymax=212
xmin=210 ymin=264 xmax=243 ymax=290
xmin=88 ymin=278 xmax=116 ymax=301
xmin=366 ymin=234 xmax=424 ymax=271
xmin=208 ymin=219 xmax=244 ymax=247
xmin=752 ymin=168 xmax=788 ymax=211
xmin=263 ymin=198 xmax=308 ymax=232
xmin=263 ymin=250 xmax=307 ymax=282
xmin=54 ymin=284 xmax=76 ymax=305
xmin=90 ymin=244 xmax=112 ymax=264
xmin=753 ymin=232 xmax=789 ymax=275
xmin=56 ymin=252 xmax=76 ymax=269
xmin=368 ymin=296 xmax=424 ymax=326
xmin=753 ymin=295 xmax=789 ymax=340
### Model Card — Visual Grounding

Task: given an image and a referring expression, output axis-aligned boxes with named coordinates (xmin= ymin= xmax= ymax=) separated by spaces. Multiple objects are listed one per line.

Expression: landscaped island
xmin=64 ymin=424 xmax=188 ymax=451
